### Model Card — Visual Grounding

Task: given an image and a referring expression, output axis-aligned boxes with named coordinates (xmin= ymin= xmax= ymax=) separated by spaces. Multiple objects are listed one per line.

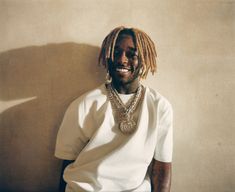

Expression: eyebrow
xmin=114 ymin=46 xmax=137 ymax=52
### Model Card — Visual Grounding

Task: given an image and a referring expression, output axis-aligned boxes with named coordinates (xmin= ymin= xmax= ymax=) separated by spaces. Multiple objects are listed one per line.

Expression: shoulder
xmin=78 ymin=84 xmax=106 ymax=102
xmin=146 ymin=86 xmax=173 ymax=114
xmin=68 ymin=84 xmax=107 ymax=112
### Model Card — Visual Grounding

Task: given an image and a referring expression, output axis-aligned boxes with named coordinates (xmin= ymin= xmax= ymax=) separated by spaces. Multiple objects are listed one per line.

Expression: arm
xmin=150 ymin=159 xmax=172 ymax=192
xmin=59 ymin=160 xmax=74 ymax=192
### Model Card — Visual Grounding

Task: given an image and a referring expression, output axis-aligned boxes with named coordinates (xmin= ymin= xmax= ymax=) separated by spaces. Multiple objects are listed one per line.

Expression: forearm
xmin=151 ymin=160 xmax=172 ymax=192
xmin=59 ymin=160 xmax=74 ymax=192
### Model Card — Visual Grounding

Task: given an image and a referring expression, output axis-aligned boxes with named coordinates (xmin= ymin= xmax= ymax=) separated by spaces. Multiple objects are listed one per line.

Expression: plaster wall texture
xmin=0 ymin=0 xmax=234 ymax=191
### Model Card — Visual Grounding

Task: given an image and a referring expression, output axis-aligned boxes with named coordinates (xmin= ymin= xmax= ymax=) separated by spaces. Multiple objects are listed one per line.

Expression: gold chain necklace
xmin=106 ymin=83 xmax=144 ymax=134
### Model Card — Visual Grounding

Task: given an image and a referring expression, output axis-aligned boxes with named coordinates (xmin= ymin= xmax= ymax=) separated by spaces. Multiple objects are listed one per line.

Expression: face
xmin=108 ymin=34 xmax=141 ymax=86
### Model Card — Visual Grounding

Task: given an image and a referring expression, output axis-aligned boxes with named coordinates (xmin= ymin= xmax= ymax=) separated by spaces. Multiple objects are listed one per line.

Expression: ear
xmin=107 ymin=58 xmax=113 ymax=70
xmin=138 ymin=63 xmax=145 ymax=79
xmin=105 ymin=71 xmax=112 ymax=84
xmin=107 ymin=58 xmax=113 ymax=65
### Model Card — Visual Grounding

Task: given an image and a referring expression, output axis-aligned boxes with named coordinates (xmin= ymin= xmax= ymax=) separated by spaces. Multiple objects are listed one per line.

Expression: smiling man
xmin=108 ymin=29 xmax=141 ymax=94
xmin=55 ymin=26 xmax=173 ymax=192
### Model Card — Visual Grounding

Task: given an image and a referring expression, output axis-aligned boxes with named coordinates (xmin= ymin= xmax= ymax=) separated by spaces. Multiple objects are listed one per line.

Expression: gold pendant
xmin=106 ymin=83 xmax=143 ymax=135
xmin=119 ymin=116 xmax=136 ymax=134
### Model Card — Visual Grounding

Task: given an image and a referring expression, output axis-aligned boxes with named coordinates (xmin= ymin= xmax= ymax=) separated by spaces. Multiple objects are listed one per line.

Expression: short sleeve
xmin=154 ymin=98 xmax=173 ymax=162
xmin=54 ymin=99 xmax=87 ymax=160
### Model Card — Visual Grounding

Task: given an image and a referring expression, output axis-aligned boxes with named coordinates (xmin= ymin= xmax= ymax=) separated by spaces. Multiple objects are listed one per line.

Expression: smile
xmin=116 ymin=67 xmax=131 ymax=73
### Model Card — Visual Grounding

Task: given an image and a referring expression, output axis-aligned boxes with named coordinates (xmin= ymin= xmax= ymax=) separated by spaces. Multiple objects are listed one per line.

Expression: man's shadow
xmin=0 ymin=42 xmax=105 ymax=192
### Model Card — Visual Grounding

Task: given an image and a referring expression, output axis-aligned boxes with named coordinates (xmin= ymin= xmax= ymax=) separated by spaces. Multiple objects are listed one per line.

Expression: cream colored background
xmin=0 ymin=0 xmax=234 ymax=191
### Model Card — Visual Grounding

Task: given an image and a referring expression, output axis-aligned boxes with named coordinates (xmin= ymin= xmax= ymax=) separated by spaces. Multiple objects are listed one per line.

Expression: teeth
xmin=116 ymin=68 xmax=130 ymax=72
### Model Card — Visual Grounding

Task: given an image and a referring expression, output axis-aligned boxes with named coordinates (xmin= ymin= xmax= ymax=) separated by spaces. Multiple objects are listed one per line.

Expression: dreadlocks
xmin=98 ymin=26 xmax=157 ymax=79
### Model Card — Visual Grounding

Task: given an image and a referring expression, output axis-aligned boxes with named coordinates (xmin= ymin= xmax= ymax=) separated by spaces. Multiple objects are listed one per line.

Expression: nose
xmin=118 ymin=52 xmax=128 ymax=64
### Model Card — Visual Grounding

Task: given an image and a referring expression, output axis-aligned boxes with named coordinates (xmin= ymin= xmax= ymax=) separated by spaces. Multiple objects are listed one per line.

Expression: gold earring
xmin=105 ymin=71 xmax=112 ymax=84
xmin=139 ymin=67 xmax=143 ymax=76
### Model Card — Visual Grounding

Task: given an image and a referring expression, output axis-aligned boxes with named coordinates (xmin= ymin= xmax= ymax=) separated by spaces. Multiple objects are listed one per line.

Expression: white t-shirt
xmin=55 ymin=84 xmax=173 ymax=192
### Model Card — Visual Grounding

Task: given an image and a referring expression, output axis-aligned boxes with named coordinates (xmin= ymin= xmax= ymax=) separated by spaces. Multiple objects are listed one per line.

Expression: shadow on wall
xmin=0 ymin=42 xmax=105 ymax=192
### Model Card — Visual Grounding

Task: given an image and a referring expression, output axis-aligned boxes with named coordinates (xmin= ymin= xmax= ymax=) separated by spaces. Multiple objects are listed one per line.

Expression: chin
xmin=111 ymin=71 xmax=139 ymax=85
xmin=116 ymin=77 xmax=138 ymax=85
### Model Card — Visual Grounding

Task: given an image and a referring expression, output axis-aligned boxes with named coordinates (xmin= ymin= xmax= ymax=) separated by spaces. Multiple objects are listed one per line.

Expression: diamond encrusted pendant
xmin=119 ymin=115 xmax=136 ymax=134
xmin=106 ymin=83 xmax=143 ymax=135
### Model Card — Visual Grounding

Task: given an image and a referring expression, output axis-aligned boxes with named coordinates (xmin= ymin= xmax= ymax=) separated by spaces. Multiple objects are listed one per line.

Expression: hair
xmin=98 ymin=26 xmax=157 ymax=79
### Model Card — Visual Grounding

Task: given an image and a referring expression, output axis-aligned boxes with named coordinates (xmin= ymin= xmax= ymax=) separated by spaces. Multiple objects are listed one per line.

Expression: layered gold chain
xmin=106 ymin=83 xmax=144 ymax=134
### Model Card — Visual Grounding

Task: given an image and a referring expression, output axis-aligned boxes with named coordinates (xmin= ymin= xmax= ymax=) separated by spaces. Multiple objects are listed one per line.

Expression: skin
xmin=59 ymin=160 xmax=74 ymax=192
xmin=59 ymin=33 xmax=172 ymax=192
xmin=109 ymin=34 xmax=172 ymax=192
xmin=108 ymin=34 xmax=142 ymax=94
xmin=151 ymin=160 xmax=172 ymax=192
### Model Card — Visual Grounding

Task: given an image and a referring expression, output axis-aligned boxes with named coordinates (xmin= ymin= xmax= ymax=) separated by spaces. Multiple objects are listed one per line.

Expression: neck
xmin=111 ymin=80 xmax=140 ymax=94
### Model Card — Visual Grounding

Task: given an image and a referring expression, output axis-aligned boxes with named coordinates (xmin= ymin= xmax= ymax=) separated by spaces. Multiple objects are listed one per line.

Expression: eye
xmin=126 ymin=50 xmax=138 ymax=59
xmin=114 ymin=49 xmax=122 ymax=57
xmin=113 ymin=49 xmax=138 ymax=60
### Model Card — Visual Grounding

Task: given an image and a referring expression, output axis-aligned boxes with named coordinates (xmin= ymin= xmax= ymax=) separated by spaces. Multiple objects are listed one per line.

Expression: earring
xmin=139 ymin=67 xmax=143 ymax=77
xmin=105 ymin=71 xmax=112 ymax=84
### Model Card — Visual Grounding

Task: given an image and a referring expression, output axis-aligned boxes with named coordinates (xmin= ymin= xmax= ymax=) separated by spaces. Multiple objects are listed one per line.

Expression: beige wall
xmin=0 ymin=0 xmax=234 ymax=191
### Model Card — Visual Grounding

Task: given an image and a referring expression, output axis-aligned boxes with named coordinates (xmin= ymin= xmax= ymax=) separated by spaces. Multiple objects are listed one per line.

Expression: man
xmin=55 ymin=26 xmax=173 ymax=192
